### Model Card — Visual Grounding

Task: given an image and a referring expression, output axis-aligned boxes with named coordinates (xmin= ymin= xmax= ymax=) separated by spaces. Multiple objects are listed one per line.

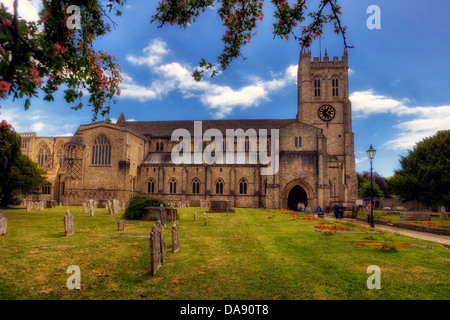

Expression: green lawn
xmin=0 ymin=206 xmax=449 ymax=300
xmin=357 ymin=210 xmax=450 ymax=229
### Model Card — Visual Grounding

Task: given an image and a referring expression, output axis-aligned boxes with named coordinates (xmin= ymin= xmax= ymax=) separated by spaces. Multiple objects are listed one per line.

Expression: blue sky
xmin=1 ymin=0 xmax=450 ymax=178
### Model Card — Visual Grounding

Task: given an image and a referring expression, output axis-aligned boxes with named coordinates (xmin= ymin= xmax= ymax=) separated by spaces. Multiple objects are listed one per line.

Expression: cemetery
xmin=0 ymin=202 xmax=449 ymax=300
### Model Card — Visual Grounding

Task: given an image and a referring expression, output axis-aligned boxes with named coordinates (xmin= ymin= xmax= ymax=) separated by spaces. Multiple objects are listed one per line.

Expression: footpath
xmin=326 ymin=215 xmax=450 ymax=248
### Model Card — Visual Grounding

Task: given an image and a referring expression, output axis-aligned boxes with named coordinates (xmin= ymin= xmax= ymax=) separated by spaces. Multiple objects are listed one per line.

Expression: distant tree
xmin=388 ymin=130 xmax=450 ymax=209
xmin=358 ymin=180 xmax=383 ymax=198
xmin=357 ymin=171 xmax=390 ymax=198
xmin=0 ymin=121 xmax=46 ymax=207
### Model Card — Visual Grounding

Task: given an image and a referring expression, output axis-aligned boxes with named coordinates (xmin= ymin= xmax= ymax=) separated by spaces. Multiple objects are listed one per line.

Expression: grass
xmin=357 ymin=210 xmax=450 ymax=229
xmin=0 ymin=206 xmax=449 ymax=300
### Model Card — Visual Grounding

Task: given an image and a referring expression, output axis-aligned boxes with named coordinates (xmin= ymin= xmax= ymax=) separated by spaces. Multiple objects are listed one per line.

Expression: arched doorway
xmin=288 ymin=185 xmax=308 ymax=211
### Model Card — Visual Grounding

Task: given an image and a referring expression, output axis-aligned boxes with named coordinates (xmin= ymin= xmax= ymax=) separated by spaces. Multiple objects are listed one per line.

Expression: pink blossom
xmin=0 ymin=80 xmax=11 ymax=92
xmin=2 ymin=17 xmax=12 ymax=28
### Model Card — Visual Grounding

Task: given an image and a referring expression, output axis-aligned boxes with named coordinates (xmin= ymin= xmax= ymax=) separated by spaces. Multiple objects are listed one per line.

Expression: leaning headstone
xmin=107 ymin=200 xmax=113 ymax=214
xmin=150 ymin=224 xmax=161 ymax=276
xmin=90 ymin=205 xmax=95 ymax=217
xmin=82 ymin=203 xmax=88 ymax=214
xmin=118 ymin=219 xmax=125 ymax=231
xmin=0 ymin=216 xmax=7 ymax=236
xmin=159 ymin=204 xmax=166 ymax=227
xmin=172 ymin=221 xmax=179 ymax=253
xmin=64 ymin=210 xmax=74 ymax=236
xmin=157 ymin=220 xmax=166 ymax=263
xmin=194 ymin=211 xmax=197 ymax=221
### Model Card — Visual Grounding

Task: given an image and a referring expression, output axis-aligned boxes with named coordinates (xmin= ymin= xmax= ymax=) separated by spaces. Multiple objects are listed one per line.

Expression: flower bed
xmin=297 ymin=216 xmax=318 ymax=221
xmin=417 ymin=221 xmax=443 ymax=226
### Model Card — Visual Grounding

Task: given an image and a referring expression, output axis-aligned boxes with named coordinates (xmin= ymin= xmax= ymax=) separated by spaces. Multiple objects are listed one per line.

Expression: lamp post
xmin=366 ymin=144 xmax=376 ymax=228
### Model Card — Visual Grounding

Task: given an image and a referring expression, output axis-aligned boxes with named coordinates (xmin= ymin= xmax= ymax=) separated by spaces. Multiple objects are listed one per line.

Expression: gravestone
xmin=172 ymin=221 xmax=179 ymax=253
xmin=0 ymin=216 xmax=7 ymax=236
xmin=33 ymin=202 xmax=39 ymax=210
xmin=440 ymin=206 xmax=450 ymax=220
xmin=160 ymin=204 xmax=167 ymax=227
xmin=39 ymin=201 xmax=45 ymax=211
xmin=400 ymin=211 xmax=431 ymax=221
xmin=90 ymin=205 xmax=95 ymax=217
xmin=194 ymin=211 xmax=197 ymax=221
xmin=64 ymin=210 xmax=74 ymax=236
xmin=82 ymin=203 xmax=88 ymax=214
xmin=26 ymin=202 xmax=32 ymax=212
xmin=209 ymin=199 xmax=231 ymax=213
xmin=150 ymin=224 xmax=161 ymax=276
xmin=107 ymin=200 xmax=113 ymax=214
xmin=157 ymin=220 xmax=166 ymax=263
xmin=204 ymin=212 xmax=207 ymax=226
xmin=118 ymin=219 xmax=125 ymax=231
xmin=113 ymin=199 xmax=120 ymax=214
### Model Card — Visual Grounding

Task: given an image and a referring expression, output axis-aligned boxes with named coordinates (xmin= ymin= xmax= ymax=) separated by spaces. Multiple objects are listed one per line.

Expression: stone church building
xmin=19 ymin=50 xmax=358 ymax=210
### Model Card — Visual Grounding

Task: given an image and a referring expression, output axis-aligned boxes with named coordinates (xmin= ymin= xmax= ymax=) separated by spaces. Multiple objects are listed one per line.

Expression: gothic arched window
xmin=37 ymin=144 xmax=52 ymax=168
xmin=42 ymin=182 xmax=51 ymax=195
xmin=239 ymin=178 xmax=248 ymax=195
xmin=169 ymin=178 xmax=177 ymax=194
xmin=192 ymin=178 xmax=200 ymax=194
xmin=215 ymin=178 xmax=224 ymax=194
xmin=92 ymin=135 xmax=111 ymax=165
xmin=148 ymin=179 xmax=155 ymax=194
xmin=56 ymin=147 xmax=65 ymax=167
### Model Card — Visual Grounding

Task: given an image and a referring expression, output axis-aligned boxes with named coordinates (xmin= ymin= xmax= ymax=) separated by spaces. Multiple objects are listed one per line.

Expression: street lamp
xmin=366 ymin=144 xmax=376 ymax=228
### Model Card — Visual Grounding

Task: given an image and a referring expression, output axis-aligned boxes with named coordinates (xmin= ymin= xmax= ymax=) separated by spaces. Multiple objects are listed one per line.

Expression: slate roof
xmin=122 ymin=119 xmax=297 ymax=138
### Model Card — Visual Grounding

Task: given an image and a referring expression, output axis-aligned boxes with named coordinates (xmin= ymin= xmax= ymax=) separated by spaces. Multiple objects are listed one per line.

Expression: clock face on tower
xmin=318 ymin=104 xmax=335 ymax=121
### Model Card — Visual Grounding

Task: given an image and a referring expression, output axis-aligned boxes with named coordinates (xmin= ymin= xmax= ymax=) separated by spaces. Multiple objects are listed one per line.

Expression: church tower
xmin=296 ymin=49 xmax=357 ymax=205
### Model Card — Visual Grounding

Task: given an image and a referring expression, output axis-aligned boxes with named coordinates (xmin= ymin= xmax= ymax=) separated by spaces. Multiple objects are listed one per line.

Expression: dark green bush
xmin=122 ymin=195 xmax=168 ymax=220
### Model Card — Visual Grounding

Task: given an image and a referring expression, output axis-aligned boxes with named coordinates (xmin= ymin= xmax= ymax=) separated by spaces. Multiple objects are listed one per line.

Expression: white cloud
xmin=126 ymin=39 xmax=169 ymax=67
xmin=2 ymin=0 xmax=42 ymax=21
xmin=121 ymin=40 xmax=298 ymax=118
xmin=32 ymin=121 xmax=45 ymax=132
xmin=348 ymin=68 xmax=354 ymax=76
xmin=0 ymin=105 xmax=79 ymax=136
xmin=350 ymin=89 xmax=450 ymax=150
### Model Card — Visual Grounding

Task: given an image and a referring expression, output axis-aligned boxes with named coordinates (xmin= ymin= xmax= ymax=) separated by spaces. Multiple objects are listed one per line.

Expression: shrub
xmin=122 ymin=195 xmax=168 ymax=220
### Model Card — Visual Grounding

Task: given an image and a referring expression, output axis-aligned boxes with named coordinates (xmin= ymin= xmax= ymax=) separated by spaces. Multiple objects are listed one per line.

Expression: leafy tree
xmin=152 ymin=0 xmax=350 ymax=81
xmin=0 ymin=0 xmax=124 ymax=121
xmin=0 ymin=121 xmax=47 ymax=207
xmin=360 ymin=171 xmax=390 ymax=198
xmin=123 ymin=195 xmax=168 ymax=220
xmin=1 ymin=0 xmax=349 ymax=120
xmin=388 ymin=130 xmax=450 ymax=209
xmin=358 ymin=180 xmax=383 ymax=198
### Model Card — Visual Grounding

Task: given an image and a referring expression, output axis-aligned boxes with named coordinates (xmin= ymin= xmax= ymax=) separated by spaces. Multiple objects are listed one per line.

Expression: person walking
xmin=334 ymin=203 xmax=340 ymax=219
